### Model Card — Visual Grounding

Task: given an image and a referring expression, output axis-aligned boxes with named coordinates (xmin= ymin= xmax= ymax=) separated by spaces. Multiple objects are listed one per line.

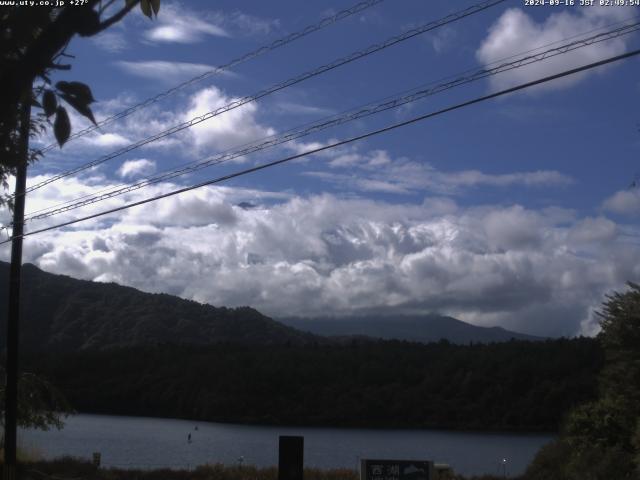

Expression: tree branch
xmin=98 ymin=0 xmax=119 ymax=15
xmin=93 ymin=0 xmax=140 ymax=35
xmin=50 ymin=63 xmax=72 ymax=70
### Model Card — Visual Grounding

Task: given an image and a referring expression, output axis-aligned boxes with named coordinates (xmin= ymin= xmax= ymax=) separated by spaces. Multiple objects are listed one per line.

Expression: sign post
xmin=278 ymin=435 xmax=304 ymax=480
xmin=361 ymin=459 xmax=435 ymax=480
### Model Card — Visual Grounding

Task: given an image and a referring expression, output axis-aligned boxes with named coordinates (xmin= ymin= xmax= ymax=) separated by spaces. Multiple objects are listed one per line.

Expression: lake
xmin=20 ymin=414 xmax=553 ymax=477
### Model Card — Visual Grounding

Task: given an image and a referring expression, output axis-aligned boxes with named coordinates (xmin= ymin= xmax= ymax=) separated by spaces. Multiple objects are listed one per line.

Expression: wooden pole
xmin=4 ymin=93 xmax=31 ymax=474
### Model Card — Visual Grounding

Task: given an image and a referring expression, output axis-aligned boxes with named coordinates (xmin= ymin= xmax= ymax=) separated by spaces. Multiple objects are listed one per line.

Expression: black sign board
xmin=361 ymin=459 xmax=434 ymax=480
xmin=279 ymin=436 xmax=304 ymax=480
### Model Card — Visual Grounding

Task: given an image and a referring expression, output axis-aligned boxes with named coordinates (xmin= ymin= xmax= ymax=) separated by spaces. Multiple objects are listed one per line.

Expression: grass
xmin=14 ymin=458 xmax=360 ymax=480
xmin=3 ymin=456 xmax=515 ymax=480
xmin=0 ymin=446 xmax=43 ymax=464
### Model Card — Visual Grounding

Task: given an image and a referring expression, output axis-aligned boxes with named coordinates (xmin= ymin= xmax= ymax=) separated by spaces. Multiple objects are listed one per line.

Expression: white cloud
xmin=140 ymin=3 xmax=279 ymax=43
xmin=603 ymin=189 xmax=640 ymax=216
xmin=428 ymin=26 xmax=456 ymax=54
xmin=30 ymin=104 xmax=135 ymax=166
xmin=568 ymin=216 xmax=617 ymax=244
xmin=223 ymin=11 xmax=280 ymax=37
xmin=276 ymin=102 xmax=334 ymax=116
xmin=31 ymin=80 xmax=281 ymax=178
xmin=476 ymin=6 xmax=636 ymax=92
xmin=85 ymin=133 xmax=131 ymax=149
xmin=307 ymin=148 xmax=573 ymax=195
xmin=183 ymin=86 xmax=275 ymax=152
xmin=91 ymin=30 xmax=127 ymax=53
xmin=117 ymin=159 xmax=157 ymax=179
xmin=115 ymin=61 xmax=232 ymax=85
xmin=3 ymin=176 xmax=640 ymax=338
xmin=144 ymin=3 xmax=229 ymax=43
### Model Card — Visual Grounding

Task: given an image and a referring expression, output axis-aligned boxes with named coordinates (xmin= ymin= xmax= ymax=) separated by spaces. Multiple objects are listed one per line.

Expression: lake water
xmin=20 ymin=414 xmax=553 ymax=478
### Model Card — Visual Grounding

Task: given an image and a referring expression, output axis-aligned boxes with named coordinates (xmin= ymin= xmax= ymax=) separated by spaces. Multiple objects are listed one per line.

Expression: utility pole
xmin=4 ymin=92 xmax=31 ymax=477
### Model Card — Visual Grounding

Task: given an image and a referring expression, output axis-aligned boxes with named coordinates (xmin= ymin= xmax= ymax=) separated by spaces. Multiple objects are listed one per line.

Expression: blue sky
xmin=2 ymin=0 xmax=640 ymax=336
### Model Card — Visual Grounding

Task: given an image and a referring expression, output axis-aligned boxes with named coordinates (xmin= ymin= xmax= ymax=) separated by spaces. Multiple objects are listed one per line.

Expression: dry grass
xmin=14 ymin=458 xmax=360 ymax=480
xmin=4 ymin=457 xmax=516 ymax=480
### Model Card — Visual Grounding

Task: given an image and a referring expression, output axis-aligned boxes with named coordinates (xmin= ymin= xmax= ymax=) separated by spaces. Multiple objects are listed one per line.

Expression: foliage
xmin=0 ymin=261 xmax=318 ymax=352
xmin=597 ymin=282 xmax=640 ymax=415
xmin=0 ymin=366 xmax=73 ymax=431
xmin=524 ymin=283 xmax=640 ymax=480
xmin=522 ymin=439 xmax=573 ymax=480
xmin=0 ymin=0 xmax=159 ymax=207
xmin=0 ymin=263 xmax=602 ymax=432
xmin=23 ymin=337 xmax=601 ymax=432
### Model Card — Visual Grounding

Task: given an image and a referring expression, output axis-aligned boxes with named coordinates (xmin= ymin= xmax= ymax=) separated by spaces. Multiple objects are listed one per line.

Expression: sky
xmin=1 ymin=0 xmax=640 ymax=337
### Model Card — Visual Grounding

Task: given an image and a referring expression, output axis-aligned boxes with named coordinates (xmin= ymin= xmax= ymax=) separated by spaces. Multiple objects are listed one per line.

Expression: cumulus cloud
xmin=183 ymin=86 xmax=275 ymax=152
xmin=568 ymin=216 xmax=617 ymax=244
xmin=30 ymin=80 xmax=280 ymax=181
xmin=85 ymin=133 xmax=131 ymax=149
xmin=3 ymin=175 xmax=640 ymax=338
xmin=117 ymin=159 xmax=157 ymax=179
xmin=603 ymin=189 xmax=640 ymax=216
xmin=30 ymin=103 xmax=138 ymax=169
xmin=476 ymin=6 xmax=636 ymax=91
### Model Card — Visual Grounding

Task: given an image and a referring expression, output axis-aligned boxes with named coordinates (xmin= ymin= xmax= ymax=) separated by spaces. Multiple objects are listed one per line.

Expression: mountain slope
xmin=280 ymin=315 xmax=544 ymax=344
xmin=0 ymin=262 xmax=317 ymax=351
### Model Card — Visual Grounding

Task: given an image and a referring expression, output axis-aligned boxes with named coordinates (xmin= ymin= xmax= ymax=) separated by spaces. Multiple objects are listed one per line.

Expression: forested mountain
xmin=281 ymin=315 xmax=544 ymax=344
xmin=24 ymin=337 xmax=601 ymax=431
xmin=0 ymin=262 xmax=603 ymax=432
xmin=0 ymin=262 xmax=318 ymax=351
xmin=0 ymin=262 xmax=543 ymax=352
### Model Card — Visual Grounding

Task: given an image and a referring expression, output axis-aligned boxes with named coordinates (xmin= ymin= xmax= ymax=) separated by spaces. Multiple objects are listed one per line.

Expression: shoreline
xmin=56 ymin=411 xmax=558 ymax=436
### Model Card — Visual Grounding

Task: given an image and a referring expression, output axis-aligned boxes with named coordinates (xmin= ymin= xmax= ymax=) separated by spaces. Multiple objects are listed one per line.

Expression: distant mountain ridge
xmin=280 ymin=315 xmax=544 ymax=344
xmin=0 ymin=261 xmax=542 ymax=351
xmin=0 ymin=262 xmax=318 ymax=352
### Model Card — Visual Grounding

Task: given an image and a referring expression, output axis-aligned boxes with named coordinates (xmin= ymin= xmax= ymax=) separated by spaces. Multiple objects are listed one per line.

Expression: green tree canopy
xmin=0 ymin=0 xmax=159 ymax=206
xmin=0 ymin=367 xmax=72 ymax=433
xmin=526 ymin=283 xmax=640 ymax=480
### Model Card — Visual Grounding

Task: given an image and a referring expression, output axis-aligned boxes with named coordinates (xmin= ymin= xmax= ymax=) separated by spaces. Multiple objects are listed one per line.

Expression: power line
xmin=23 ymin=21 xmax=640 ymax=223
xmin=24 ymin=21 xmax=639 ymax=221
xmin=24 ymin=0 xmax=507 ymax=194
xmin=5 ymin=46 xmax=639 ymax=245
xmin=35 ymin=0 xmax=386 ymax=155
xmin=24 ymin=15 xmax=639 ymax=220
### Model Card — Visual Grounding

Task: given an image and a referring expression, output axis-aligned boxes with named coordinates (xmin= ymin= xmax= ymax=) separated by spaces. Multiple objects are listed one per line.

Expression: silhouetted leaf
xmin=53 ymin=107 xmax=70 ymax=147
xmin=149 ymin=0 xmax=160 ymax=15
xmin=60 ymin=93 xmax=97 ymax=126
xmin=42 ymin=90 xmax=57 ymax=117
xmin=55 ymin=81 xmax=95 ymax=104
xmin=140 ymin=0 xmax=152 ymax=18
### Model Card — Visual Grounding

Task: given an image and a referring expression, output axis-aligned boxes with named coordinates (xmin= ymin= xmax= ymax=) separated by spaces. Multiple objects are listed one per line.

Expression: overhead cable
xmin=24 ymin=0 xmax=507 ymax=194
xmin=24 ymin=14 xmax=639 ymax=219
xmin=35 ymin=0 xmax=387 ymax=155
xmin=23 ymin=21 xmax=640 ymax=222
xmin=4 ymin=46 xmax=638 ymax=244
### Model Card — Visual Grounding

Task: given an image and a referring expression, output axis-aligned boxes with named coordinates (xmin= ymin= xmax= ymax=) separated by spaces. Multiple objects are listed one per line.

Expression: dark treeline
xmin=24 ymin=337 xmax=601 ymax=432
